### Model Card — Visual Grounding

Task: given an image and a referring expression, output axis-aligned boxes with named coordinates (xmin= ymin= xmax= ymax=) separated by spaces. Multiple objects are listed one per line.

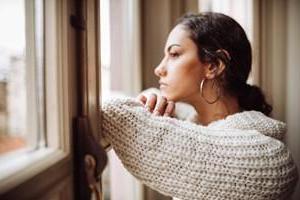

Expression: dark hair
xmin=176 ymin=12 xmax=272 ymax=116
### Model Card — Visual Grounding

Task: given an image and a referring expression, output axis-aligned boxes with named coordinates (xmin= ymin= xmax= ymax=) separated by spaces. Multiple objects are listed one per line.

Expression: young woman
xmin=101 ymin=12 xmax=298 ymax=199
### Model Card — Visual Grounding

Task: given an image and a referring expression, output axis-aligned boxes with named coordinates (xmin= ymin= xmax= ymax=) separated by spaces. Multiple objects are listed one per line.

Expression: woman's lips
xmin=159 ymin=81 xmax=168 ymax=86
xmin=160 ymin=84 xmax=167 ymax=89
xmin=159 ymin=83 xmax=168 ymax=89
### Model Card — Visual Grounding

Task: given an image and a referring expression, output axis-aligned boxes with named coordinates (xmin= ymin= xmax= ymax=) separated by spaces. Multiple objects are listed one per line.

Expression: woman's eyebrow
xmin=167 ymin=44 xmax=181 ymax=52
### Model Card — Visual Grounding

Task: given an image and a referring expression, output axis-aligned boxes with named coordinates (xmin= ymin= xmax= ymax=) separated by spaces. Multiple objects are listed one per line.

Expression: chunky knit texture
xmin=101 ymin=97 xmax=298 ymax=200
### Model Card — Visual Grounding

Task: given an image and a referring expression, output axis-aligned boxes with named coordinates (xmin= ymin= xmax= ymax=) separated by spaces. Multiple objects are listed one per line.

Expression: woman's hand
xmin=136 ymin=93 xmax=175 ymax=117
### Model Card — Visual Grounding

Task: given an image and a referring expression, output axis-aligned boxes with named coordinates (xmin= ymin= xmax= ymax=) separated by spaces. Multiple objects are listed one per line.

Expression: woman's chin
xmin=160 ymin=90 xmax=169 ymax=98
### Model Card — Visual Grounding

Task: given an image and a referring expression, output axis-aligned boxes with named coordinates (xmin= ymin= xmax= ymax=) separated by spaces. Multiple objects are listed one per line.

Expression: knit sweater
xmin=101 ymin=97 xmax=298 ymax=200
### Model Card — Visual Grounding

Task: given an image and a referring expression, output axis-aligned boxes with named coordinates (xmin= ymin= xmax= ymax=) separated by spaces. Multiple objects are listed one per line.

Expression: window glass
xmin=0 ymin=0 xmax=45 ymax=157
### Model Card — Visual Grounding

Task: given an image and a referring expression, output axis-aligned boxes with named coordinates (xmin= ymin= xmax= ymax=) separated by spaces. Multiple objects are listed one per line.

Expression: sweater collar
xmin=206 ymin=111 xmax=287 ymax=140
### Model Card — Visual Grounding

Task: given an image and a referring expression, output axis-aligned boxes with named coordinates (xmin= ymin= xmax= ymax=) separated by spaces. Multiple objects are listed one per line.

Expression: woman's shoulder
xmin=208 ymin=110 xmax=287 ymax=141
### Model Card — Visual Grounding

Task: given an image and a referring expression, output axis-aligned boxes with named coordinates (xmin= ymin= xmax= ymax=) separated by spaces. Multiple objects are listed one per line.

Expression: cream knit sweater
xmin=101 ymin=97 xmax=298 ymax=200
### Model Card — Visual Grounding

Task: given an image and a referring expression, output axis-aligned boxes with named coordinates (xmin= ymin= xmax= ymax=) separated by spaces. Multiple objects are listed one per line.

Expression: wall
xmin=286 ymin=0 xmax=300 ymax=199
xmin=141 ymin=0 xmax=198 ymax=90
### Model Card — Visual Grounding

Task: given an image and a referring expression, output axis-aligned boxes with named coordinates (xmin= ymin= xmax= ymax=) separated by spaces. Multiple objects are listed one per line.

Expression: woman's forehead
xmin=165 ymin=25 xmax=197 ymax=51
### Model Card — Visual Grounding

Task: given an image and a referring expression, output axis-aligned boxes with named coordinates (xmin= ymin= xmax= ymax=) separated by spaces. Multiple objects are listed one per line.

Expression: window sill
xmin=0 ymin=147 xmax=68 ymax=193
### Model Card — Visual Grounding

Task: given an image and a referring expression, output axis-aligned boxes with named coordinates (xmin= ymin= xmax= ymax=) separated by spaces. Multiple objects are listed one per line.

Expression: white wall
xmin=286 ymin=0 xmax=300 ymax=199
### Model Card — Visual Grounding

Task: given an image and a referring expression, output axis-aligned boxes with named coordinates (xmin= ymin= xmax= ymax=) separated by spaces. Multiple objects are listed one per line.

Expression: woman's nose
xmin=154 ymin=59 xmax=167 ymax=77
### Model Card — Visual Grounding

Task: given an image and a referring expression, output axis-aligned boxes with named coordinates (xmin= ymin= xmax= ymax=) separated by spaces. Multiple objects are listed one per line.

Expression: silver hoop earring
xmin=200 ymin=78 xmax=221 ymax=104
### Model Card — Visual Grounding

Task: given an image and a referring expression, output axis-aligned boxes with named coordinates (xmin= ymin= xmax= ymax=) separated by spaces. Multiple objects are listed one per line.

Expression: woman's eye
xmin=169 ymin=52 xmax=179 ymax=58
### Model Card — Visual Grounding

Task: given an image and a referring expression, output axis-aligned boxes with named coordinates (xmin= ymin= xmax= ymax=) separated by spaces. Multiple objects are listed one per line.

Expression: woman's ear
xmin=205 ymin=60 xmax=226 ymax=79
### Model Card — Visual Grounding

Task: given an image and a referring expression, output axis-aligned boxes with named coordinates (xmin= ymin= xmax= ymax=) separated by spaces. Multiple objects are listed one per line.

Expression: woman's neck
xmin=190 ymin=95 xmax=240 ymax=126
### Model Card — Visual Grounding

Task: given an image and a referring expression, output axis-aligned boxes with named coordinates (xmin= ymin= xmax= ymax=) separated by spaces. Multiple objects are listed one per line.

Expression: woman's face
xmin=154 ymin=25 xmax=206 ymax=102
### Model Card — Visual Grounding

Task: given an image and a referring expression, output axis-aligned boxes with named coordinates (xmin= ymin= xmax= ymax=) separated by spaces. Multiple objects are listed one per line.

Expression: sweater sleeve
xmin=101 ymin=97 xmax=298 ymax=200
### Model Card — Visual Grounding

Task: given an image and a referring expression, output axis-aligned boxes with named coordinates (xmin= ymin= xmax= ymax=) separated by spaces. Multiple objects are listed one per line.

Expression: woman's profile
xmin=101 ymin=12 xmax=298 ymax=199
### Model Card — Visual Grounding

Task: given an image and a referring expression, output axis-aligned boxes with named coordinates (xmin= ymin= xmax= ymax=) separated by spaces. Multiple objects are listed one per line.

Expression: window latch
xmin=74 ymin=116 xmax=108 ymax=200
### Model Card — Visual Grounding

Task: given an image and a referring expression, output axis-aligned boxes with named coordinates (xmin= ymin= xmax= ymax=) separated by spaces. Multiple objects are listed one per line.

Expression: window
xmin=0 ymin=0 xmax=45 ymax=157
xmin=0 ymin=0 xmax=74 ymax=198
xmin=0 ymin=0 xmax=47 ymax=176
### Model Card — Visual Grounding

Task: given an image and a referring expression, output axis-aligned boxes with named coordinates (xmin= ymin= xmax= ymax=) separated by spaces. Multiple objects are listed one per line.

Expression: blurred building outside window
xmin=0 ymin=0 xmax=45 ymax=161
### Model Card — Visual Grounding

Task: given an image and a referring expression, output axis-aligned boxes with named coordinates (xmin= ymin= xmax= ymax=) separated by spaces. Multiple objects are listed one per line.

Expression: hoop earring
xmin=200 ymin=78 xmax=221 ymax=104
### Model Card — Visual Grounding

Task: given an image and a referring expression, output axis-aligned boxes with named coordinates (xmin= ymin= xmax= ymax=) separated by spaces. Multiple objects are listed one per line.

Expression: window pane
xmin=0 ymin=0 xmax=45 ymax=156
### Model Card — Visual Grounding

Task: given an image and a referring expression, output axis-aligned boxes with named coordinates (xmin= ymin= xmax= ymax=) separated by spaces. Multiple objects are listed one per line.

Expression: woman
xmin=101 ymin=12 xmax=298 ymax=199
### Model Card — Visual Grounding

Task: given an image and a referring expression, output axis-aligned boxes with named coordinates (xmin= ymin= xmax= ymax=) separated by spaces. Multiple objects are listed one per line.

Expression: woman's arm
xmin=101 ymin=97 xmax=298 ymax=199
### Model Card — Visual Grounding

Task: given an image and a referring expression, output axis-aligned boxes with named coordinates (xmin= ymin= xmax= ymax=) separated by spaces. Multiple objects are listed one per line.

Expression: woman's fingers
xmin=163 ymin=101 xmax=175 ymax=117
xmin=153 ymin=96 xmax=168 ymax=116
xmin=136 ymin=93 xmax=175 ymax=117
xmin=145 ymin=93 xmax=157 ymax=112
xmin=136 ymin=94 xmax=147 ymax=105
